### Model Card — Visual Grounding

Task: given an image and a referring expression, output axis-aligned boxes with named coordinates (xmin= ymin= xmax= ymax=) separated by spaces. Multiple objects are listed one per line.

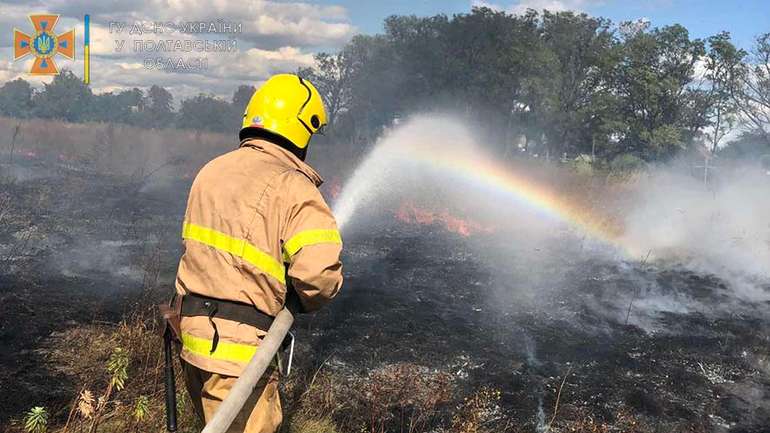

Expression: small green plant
xmin=133 ymin=395 xmax=149 ymax=421
xmin=83 ymin=347 xmax=132 ymax=433
xmin=24 ymin=406 xmax=48 ymax=433
xmin=107 ymin=347 xmax=130 ymax=391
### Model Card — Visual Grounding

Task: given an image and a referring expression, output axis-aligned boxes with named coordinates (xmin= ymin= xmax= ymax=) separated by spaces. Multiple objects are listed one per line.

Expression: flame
xmin=17 ymin=148 xmax=38 ymax=158
xmin=395 ymin=201 xmax=492 ymax=237
xmin=327 ymin=177 xmax=342 ymax=200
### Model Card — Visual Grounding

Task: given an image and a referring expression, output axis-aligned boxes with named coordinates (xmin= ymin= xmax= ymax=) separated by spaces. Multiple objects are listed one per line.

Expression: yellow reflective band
xmin=182 ymin=222 xmax=285 ymax=284
xmin=283 ymin=229 xmax=342 ymax=261
xmin=181 ymin=333 xmax=257 ymax=364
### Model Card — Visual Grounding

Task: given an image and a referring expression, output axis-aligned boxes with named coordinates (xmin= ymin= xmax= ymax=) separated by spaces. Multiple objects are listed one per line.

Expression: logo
xmin=13 ymin=14 xmax=75 ymax=75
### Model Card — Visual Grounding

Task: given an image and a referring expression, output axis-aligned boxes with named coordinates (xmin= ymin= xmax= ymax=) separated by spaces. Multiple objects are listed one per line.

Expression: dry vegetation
xmin=4 ymin=307 xmax=201 ymax=433
xmin=1 ymin=117 xmax=738 ymax=432
xmin=3 ymin=303 xmax=674 ymax=433
xmin=0 ymin=117 xmax=229 ymax=179
xmin=0 ymin=116 xmax=359 ymax=184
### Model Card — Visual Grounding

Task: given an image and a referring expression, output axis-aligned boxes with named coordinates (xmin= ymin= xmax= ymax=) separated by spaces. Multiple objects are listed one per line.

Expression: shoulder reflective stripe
xmin=283 ymin=229 xmax=342 ymax=261
xmin=182 ymin=222 xmax=286 ymax=285
xmin=181 ymin=332 xmax=257 ymax=364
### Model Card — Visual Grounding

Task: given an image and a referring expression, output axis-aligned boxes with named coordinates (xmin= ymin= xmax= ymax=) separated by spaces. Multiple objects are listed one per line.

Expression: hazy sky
xmin=1 ymin=0 xmax=767 ymax=100
xmin=332 ymin=0 xmax=769 ymax=49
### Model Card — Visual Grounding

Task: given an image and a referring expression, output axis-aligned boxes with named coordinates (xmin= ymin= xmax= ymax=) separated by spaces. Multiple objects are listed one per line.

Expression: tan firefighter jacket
xmin=175 ymin=138 xmax=343 ymax=376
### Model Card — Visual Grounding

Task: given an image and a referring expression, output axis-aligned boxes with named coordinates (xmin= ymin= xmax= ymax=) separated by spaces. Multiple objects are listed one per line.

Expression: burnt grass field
xmin=1 ymin=153 xmax=770 ymax=433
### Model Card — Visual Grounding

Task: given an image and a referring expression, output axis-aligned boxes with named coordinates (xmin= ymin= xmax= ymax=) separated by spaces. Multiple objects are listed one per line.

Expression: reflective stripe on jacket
xmin=175 ymin=139 xmax=343 ymax=376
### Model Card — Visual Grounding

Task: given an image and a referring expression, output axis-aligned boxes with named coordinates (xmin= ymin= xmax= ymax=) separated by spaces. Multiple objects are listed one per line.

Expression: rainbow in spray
xmin=412 ymin=148 xmax=625 ymax=246
xmin=332 ymin=115 xmax=631 ymax=256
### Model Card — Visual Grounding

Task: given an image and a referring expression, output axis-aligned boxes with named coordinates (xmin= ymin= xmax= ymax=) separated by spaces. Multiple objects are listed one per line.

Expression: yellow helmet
xmin=239 ymin=74 xmax=327 ymax=156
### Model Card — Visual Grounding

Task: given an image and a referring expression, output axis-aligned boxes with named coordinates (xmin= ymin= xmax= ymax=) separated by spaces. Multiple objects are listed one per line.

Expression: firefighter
xmin=173 ymin=74 xmax=343 ymax=432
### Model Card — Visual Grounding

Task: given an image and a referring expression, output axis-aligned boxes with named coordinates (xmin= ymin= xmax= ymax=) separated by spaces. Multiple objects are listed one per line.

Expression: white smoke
xmin=621 ymin=165 xmax=770 ymax=302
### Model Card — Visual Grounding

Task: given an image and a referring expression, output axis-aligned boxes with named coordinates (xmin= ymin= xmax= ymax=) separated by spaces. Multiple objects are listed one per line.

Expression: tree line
xmin=0 ymin=70 xmax=255 ymax=134
xmin=1 ymin=7 xmax=769 ymax=165
xmin=301 ymin=8 xmax=770 ymax=165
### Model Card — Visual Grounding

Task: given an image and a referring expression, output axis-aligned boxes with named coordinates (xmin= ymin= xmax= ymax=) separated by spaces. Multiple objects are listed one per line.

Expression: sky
xmin=329 ymin=0 xmax=769 ymax=50
xmin=0 ymin=0 xmax=768 ymax=100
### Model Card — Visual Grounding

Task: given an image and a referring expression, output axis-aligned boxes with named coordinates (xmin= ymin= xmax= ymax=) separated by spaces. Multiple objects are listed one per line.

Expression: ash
xmin=300 ymin=216 xmax=770 ymax=431
xmin=2 ymin=155 xmax=769 ymax=432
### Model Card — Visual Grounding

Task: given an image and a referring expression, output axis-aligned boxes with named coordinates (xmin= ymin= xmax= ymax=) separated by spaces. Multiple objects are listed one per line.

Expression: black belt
xmin=181 ymin=292 xmax=275 ymax=354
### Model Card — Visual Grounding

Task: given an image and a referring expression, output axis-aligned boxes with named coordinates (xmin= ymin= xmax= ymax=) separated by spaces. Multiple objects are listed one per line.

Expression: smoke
xmin=621 ymin=163 xmax=770 ymax=303
xmin=54 ymin=239 xmax=147 ymax=282
xmin=334 ymin=113 xmax=770 ymax=333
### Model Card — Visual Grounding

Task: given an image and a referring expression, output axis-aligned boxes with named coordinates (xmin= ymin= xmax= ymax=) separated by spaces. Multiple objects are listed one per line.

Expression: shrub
xmin=23 ymin=407 xmax=48 ymax=433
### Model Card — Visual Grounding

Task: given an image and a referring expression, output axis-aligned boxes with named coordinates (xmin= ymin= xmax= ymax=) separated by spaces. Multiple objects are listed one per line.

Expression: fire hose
xmin=200 ymin=308 xmax=295 ymax=433
xmin=163 ymin=301 xmax=296 ymax=432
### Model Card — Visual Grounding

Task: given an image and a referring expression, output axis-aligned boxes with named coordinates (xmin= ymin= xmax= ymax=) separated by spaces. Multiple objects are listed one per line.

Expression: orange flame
xmin=327 ymin=177 xmax=342 ymax=200
xmin=394 ymin=202 xmax=493 ymax=237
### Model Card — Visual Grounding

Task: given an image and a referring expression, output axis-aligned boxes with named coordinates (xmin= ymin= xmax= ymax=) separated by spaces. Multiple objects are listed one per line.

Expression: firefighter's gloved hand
xmin=285 ymin=286 xmax=307 ymax=315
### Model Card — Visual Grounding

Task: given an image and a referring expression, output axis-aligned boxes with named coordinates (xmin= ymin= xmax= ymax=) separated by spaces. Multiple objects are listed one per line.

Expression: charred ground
xmin=1 ymin=151 xmax=769 ymax=433
xmin=305 ymin=219 xmax=770 ymax=432
xmin=0 ymin=155 xmax=185 ymax=420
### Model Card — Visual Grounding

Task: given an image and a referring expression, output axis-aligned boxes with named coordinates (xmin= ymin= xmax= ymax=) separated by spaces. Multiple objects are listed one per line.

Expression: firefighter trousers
xmin=182 ymin=360 xmax=282 ymax=433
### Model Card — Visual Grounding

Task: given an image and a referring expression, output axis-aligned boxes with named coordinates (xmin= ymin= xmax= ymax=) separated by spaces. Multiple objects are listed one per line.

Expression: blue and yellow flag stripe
xmin=83 ymin=14 xmax=90 ymax=84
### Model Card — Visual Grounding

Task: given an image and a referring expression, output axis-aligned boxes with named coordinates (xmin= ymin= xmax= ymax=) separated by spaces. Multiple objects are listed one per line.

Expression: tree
xmin=383 ymin=14 xmax=451 ymax=109
xmin=231 ymin=85 xmax=254 ymax=111
xmin=735 ymin=33 xmax=770 ymax=145
xmin=177 ymin=94 xmax=231 ymax=133
xmin=230 ymin=84 xmax=255 ymax=132
xmin=701 ymin=32 xmax=746 ymax=153
xmin=145 ymin=85 xmax=174 ymax=128
xmin=611 ymin=25 xmax=706 ymax=159
xmin=299 ymin=51 xmax=353 ymax=127
xmin=32 ymin=70 xmax=93 ymax=122
xmin=445 ymin=8 xmax=538 ymax=150
xmin=332 ymin=34 xmax=402 ymax=145
xmin=524 ymin=11 xmax=617 ymax=160
xmin=0 ymin=78 xmax=34 ymax=118
xmin=120 ymin=88 xmax=145 ymax=117
xmin=90 ymin=88 xmax=143 ymax=124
